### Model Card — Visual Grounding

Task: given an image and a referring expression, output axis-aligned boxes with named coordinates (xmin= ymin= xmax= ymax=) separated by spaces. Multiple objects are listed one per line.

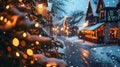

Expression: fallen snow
xmin=90 ymin=46 xmax=120 ymax=66
xmin=64 ymin=36 xmax=95 ymax=46
xmin=33 ymin=54 xmax=67 ymax=67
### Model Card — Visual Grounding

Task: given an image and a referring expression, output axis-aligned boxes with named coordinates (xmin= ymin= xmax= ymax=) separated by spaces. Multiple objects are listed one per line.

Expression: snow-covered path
xmin=58 ymin=36 xmax=120 ymax=67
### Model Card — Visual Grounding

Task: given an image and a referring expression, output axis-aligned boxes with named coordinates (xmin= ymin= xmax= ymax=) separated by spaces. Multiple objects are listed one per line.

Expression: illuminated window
xmin=100 ymin=10 xmax=104 ymax=18
xmin=109 ymin=28 xmax=118 ymax=39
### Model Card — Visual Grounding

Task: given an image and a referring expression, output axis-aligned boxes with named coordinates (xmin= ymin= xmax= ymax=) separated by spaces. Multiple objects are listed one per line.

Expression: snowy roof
xmin=103 ymin=0 xmax=118 ymax=7
xmin=90 ymin=0 xmax=98 ymax=16
xmin=86 ymin=22 xmax=104 ymax=30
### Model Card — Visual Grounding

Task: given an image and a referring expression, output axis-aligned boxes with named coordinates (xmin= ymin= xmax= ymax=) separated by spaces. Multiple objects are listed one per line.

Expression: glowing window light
xmin=12 ymin=38 xmax=19 ymax=47
xmin=23 ymin=32 xmax=27 ymax=37
xmin=35 ymin=41 xmax=39 ymax=45
xmin=35 ymin=23 xmax=39 ymax=27
xmin=27 ymin=49 xmax=33 ymax=56
xmin=38 ymin=4 xmax=43 ymax=8
xmin=0 ymin=16 xmax=4 ymax=20
xmin=16 ymin=52 xmax=20 ymax=57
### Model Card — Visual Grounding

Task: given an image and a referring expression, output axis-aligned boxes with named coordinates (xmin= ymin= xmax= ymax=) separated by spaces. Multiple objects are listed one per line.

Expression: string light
xmin=16 ymin=52 xmax=20 ymax=57
xmin=35 ymin=23 xmax=39 ymax=27
xmin=30 ymin=60 xmax=34 ymax=64
xmin=21 ymin=40 xmax=26 ymax=47
xmin=39 ymin=34 xmax=42 ymax=37
xmin=27 ymin=49 xmax=33 ymax=56
xmin=4 ymin=18 xmax=7 ymax=22
xmin=23 ymin=54 xmax=28 ymax=59
xmin=23 ymin=32 xmax=27 ymax=37
xmin=6 ymin=5 xmax=10 ymax=9
xmin=12 ymin=38 xmax=19 ymax=47
xmin=35 ymin=41 xmax=39 ymax=45
xmin=0 ymin=16 xmax=4 ymax=20
xmin=7 ymin=46 xmax=11 ymax=52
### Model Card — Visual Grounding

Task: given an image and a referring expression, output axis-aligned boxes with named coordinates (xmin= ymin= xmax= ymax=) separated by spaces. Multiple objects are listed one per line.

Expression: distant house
xmin=78 ymin=0 xmax=119 ymax=44
xmin=36 ymin=0 xmax=48 ymax=17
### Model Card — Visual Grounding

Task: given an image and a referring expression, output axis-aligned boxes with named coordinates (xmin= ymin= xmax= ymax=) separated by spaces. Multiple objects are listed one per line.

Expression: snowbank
xmin=33 ymin=54 xmax=67 ymax=67
xmin=90 ymin=46 xmax=120 ymax=67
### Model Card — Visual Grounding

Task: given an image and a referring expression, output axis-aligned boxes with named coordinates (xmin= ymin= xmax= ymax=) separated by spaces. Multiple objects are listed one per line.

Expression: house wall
xmin=104 ymin=22 xmax=118 ymax=43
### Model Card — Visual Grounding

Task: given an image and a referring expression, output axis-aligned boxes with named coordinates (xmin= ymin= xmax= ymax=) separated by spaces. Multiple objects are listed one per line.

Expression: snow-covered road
xmin=58 ymin=36 xmax=120 ymax=67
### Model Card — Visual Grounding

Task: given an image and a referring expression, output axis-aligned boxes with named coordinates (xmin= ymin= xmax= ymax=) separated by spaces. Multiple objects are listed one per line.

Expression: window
xmin=100 ymin=10 xmax=104 ymax=18
xmin=109 ymin=28 xmax=118 ymax=39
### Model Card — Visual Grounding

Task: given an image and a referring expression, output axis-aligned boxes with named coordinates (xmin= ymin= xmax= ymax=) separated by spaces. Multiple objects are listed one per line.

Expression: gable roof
xmin=96 ymin=0 xmax=119 ymax=13
xmin=90 ymin=0 xmax=98 ymax=16
xmin=85 ymin=0 xmax=95 ymax=20
xmin=96 ymin=0 xmax=105 ymax=13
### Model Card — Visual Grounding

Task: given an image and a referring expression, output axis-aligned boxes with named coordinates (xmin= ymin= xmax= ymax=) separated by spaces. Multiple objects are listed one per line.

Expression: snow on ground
xmin=33 ymin=54 xmax=67 ymax=67
xmin=57 ymin=38 xmax=66 ymax=53
xmin=90 ymin=46 xmax=120 ymax=67
xmin=65 ymin=36 xmax=95 ymax=46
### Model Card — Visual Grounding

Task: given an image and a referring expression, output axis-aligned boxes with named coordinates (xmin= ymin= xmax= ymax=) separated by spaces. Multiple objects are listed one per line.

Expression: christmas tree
xmin=0 ymin=0 xmax=66 ymax=67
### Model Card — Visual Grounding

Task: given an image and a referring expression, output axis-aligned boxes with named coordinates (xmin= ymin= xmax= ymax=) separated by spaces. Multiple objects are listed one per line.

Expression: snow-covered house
xmin=96 ymin=0 xmax=119 ymax=43
xmin=78 ymin=0 xmax=119 ymax=44
xmin=36 ymin=0 xmax=48 ymax=17
xmin=80 ymin=23 xmax=105 ymax=43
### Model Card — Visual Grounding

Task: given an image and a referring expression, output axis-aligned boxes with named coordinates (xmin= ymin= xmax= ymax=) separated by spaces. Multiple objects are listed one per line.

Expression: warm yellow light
xmin=31 ymin=43 xmax=34 ymax=46
xmin=4 ymin=18 xmax=7 ymax=22
xmin=19 ymin=0 xmax=23 ymax=2
xmin=35 ymin=58 xmax=38 ymax=61
xmin=35 ymin=23 xmax=39 ymax=27
xmin=30 ymin=60 xmax=34 ymax=64
xmin=12 ymin=38 xmax=19 ymax=47
xmin=16 ymin=52 xmax=20 ymax=57
xmin=27 ymin=49 xmax=33 ymax=56
xmin=6 ymin=5 xmax=10 ymax=9
xmin=46 ymin=63 xmax=57 ymax=67
xmin=0 ymin=16 xmax=4 ymax=20
xmin=3 ymin=32 xmax=6 ymax=34
xmin=35 ymin=41 xmax=39 ymax=45
xmin=7 ymin=46 xmax=11 ymax=52
xmin=38 ymin=4 xmax=43 ymax=8
xmin=39 ymin=34 xmax=42 ymax=37
xmin=61 ymin=27 xmax=64 ymax=31
xmin=21 ymin=4 xmax=25 ymax=7
xmin=23 ymin=32 xmax=27 ymax=37
xmin=23 ymin=54 xmax=28 ymax=59
xmin=52 ymin=28 xmax=55 ymax=31
xmin=21 ymin=40 xmax=26 ymax=47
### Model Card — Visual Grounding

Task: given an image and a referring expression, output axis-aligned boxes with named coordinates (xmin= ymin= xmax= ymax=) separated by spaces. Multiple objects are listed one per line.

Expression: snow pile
xmin=90 ymin=46 xmax=120 ymax=67
xmin=33 ymin=54 xmax=67 ymax=67
xmin=65 ymin=36 xmax=78 ymax=42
